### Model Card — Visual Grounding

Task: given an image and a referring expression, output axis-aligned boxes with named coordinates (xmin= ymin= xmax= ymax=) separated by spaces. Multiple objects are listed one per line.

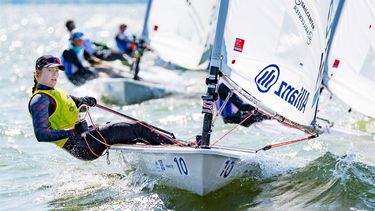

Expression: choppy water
xmin=0 ymin=3 xmax=374 ymax=210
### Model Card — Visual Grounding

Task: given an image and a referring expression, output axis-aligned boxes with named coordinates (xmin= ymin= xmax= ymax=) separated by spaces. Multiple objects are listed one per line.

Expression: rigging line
xmin=95 ymin=104 xmax=178 ymax=144
xmin=86 ymin=132 xmax=111 ymax=147
xmin=87 ymin=111 xmax=110 ymax=148
xmin=82 ymin=134 xmax=102 ymax=157
xmin=257 ymin=109 xmax=317 ymax=136
xmin=96 ymin=104 xmax=175 ymax=138
xmin=80 ymin=110 xmax=111 ymax=158
xmin=210 ymin=110 xmax=256 ymax=146
xmin=255 ymin=134 xmax=318 ymax=153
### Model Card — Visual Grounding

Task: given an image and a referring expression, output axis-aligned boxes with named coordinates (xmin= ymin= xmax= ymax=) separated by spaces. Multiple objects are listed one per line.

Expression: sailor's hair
xmin=32 ymin=71 xmax=38 ymax=94
xmin=65 ymin=20 xmax=76 ymax=32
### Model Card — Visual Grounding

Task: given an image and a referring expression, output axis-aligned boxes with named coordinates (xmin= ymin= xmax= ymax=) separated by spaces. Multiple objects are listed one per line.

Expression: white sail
xmin=323 ymin=0 xmax=375 ymax=118
xmin=220 ymin=0 xmax=329 ymax=127
xmin=145 ymin=0 xmax=219 ymax=70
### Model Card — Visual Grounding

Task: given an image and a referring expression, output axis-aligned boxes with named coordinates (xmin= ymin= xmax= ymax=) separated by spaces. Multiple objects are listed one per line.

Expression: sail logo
xmin=274 ymin=81 xmax=310 ymax=113
xmin=234 ymin=38 xmax=245 ymax=52
xmin=294 ymin=0 xmax=315 ymax=45
xmin=255 ymin=64 xmax=280 ymax=93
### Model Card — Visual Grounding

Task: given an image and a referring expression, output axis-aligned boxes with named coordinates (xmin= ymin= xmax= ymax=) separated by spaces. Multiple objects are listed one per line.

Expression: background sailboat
xmin=99 ymin=0 xmax=220 ymax=105
xmin=142 ymin=0 xmax=219 ymax=70
xmin=323 ymin=0 xmax=375 ymax=119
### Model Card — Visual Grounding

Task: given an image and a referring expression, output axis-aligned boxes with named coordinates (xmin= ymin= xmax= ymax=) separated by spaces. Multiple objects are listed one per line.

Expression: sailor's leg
xmin=96 ymin=122 xmax=175 ymax=145
xmin=63 ymin=136 xmax=106 ymax=161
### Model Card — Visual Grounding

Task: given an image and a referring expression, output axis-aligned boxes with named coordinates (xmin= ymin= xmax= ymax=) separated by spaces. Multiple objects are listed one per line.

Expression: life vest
xmin=32 ymin=88 xmax=79 ymax=147
xmin=83 ymin=39 xmax=96 ymax=55
xmin=115 ymin=33 xmax=131 ymax=53
xmin=61 ymin=56 xmax=73 ymax=77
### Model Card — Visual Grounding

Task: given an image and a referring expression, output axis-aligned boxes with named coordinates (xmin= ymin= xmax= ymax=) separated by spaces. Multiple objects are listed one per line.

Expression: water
xmin=0 ymin=3 xmax=374 ymax=210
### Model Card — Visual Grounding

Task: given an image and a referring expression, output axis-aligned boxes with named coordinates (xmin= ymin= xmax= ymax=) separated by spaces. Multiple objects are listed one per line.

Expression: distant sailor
xmin=61 ymin=32 xmax=124 ymax=86
xmin=29 ymin=55 xmax=175 ymax=161
xmin=115 ymin=24 xmax=137 ymax=56
xmin=216 ymin=82 xmax=269 ymax=127
xmin=65 ymin=20 xmax=132 ymax=66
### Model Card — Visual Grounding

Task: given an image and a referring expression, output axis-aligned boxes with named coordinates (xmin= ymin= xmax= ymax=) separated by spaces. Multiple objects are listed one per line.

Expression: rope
xmin=95 ymin=104 xmax=179 ymax=145
xmin=210 ymin=106 xmax=319 ymax=152
xmin=210 ymin=110 xmax=256 ymax=146
xmin=255 ymin=134 xmax=318 ymax=153
xmin=82 ymin=134 xmax=102 ymax=157
xmin=251 ymin=110 xmax=319 ymax=152
xmin=257 ymin=110 xmax=316 ymax=136
xmin=78 ymin=106 xmax=111 ymax=158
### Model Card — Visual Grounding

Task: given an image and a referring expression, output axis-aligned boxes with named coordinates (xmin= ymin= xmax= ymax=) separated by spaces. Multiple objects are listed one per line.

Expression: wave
xmin=247 ymin=152 xmax=375 ymax=210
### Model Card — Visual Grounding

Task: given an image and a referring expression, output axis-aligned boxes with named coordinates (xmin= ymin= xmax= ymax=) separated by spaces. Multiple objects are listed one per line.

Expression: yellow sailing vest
xmin=32 ymin=88 xmax=79 ymax=147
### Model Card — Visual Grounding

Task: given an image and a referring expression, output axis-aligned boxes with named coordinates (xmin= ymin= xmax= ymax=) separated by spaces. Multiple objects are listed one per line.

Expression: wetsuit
xmin=77 ymin=36 xmax=130 ymax=63
xmin=217 ymin=83 xmax=269 ymax=127
xmin=61 ymin=47 xmax=97 ymax=86
xmin=29 ymin=84 xmax=174 ymax=161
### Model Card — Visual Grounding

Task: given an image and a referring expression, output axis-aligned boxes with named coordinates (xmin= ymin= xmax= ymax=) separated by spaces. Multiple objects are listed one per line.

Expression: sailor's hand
xmin=94 ymin=58 xmax=102 ymax=65
xmin=82 ymin=96 xmax=97 ymax=107
xmin=72 ymin=120 xmax=88 ymax=136
xmin=91 ymin=56 xmax=102 ymax=65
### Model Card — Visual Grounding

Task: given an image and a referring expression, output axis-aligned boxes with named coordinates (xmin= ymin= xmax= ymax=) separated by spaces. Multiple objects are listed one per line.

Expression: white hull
xmin=99 ymin=78 xmax=172 ymax=105
xmin=111 ymin=145 xmax=252 ymax=195
xmin=94 ymin=60 xmax=188 ymax=105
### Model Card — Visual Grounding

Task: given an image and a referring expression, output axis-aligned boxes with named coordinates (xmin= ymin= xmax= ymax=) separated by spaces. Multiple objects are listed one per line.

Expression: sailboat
xmin=323 ymin=0 xmax=375 ymax=119
xmin=142 ymin=0 xmax=219 ymax=70
xmin=99 ymin=0 xmax=220 ymax=105
xmin=110 ymin=0 xmax=370 ymax=195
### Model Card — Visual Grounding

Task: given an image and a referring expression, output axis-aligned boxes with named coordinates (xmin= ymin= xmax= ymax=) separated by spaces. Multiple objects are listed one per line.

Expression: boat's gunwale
xmin=110 ymin=144 xmax=251 ymax=159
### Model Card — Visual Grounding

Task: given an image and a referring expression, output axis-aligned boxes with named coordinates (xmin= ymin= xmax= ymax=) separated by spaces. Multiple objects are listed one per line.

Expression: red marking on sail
xmin=231 ymin=59 xmax=236 ymax=64
xmin=332 ymin=59 xmax=340 ymax=68
xmin=154 ymin=25 xmax=158 ymax=31
xmin=234 ymin=38 xmax=245 ymax=52
xmin=369 ymin=24 xmax=372 ymax=29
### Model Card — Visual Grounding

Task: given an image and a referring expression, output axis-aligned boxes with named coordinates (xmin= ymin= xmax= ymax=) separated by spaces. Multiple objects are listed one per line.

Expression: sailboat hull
xmin=99 ymin=78 xmax=172 ymax=105
xmin=111 ymin=145 xmax=251 ymax=196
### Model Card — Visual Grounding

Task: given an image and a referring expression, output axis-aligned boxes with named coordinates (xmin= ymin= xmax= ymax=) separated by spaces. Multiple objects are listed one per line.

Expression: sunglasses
xmin=36 ymin=57 xmax=61 ymax=69
xmin=45 ymin=57 xmax=61 ymax=64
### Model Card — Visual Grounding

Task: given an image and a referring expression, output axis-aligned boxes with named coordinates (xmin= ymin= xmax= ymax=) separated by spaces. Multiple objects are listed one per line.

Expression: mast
xmin=200 ymin=0 xmax=229 ymax=148
xmin=141 ymin=0 xmax=152 ymax=42
xmin=323 ymin=0 xmax=346 ymax=80
xmin=132 ymin=0 xmax=153 ymax=80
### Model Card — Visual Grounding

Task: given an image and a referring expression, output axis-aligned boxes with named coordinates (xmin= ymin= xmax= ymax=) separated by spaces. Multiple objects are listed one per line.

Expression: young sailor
xmin=61 ymin=32 xmax=123 ymax=86
xmin=217 ymin=82 xmax=269 ymax=127
xmin=29 ymin=55 xmax=175 ymax=161
xmin=65 ymin=20 xmax=131 ymax=65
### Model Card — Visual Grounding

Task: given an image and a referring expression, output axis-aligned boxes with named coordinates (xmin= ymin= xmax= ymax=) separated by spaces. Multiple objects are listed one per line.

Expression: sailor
xmin=61 ymin=32 xmax=124 ymax=86
xmin=65 ymin=20 xmax=132 ymax=66
xmin=217 ymin=82 xmax=269 ymax=127
xmin=115 ymin=24 xmax=137 ymax=56
xmin=29 ymin=55 xmax=175 ymax=161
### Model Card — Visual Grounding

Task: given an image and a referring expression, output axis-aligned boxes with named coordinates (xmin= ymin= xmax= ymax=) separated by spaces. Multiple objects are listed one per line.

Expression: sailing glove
xmin=80 ymin=96 xmax=97 ymax=107
xmin=72 ymin=120 xmax=88 ymax=136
